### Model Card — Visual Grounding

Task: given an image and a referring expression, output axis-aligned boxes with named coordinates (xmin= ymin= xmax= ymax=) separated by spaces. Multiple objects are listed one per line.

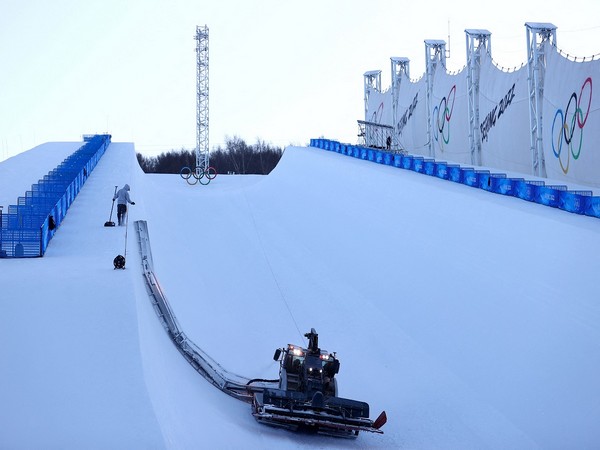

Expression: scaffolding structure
xmin=179 ymin=25 xmax=217 ymax=184
xmin=466 ymin=29 xmax=491 ymax=166
xmin=357 ymin=120 xmax=394 ymax=150
xmin=195 ymin=25 xmax=210 ymax=173
xmin=424 ymin=40 xmax=446 ymax=158
xmin=526 ymin=22 xmax=556 ymax=178
xmin=363 ymin=70 xmax=382 ymax=121
xmin=391 ymin=57 xmax=410 ymax=152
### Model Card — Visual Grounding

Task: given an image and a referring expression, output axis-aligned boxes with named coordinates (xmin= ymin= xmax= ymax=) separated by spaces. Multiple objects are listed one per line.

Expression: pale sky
xmin=1 ymin=0 xmax=599 ymax=159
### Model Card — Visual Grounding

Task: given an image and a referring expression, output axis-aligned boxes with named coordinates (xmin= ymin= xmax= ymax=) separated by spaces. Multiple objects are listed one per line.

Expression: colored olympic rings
xmin=433 ymin=85 xmax=456 ymax=148
xmin=551 ymin=77 xmax=592 ymax=174
xmin=371 ymin=102 xmax=385 ymax=124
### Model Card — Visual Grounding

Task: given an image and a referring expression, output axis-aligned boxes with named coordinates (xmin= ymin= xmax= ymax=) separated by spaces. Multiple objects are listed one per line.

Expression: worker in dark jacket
xmin=113 ymin=184 xmax=135 ymax=226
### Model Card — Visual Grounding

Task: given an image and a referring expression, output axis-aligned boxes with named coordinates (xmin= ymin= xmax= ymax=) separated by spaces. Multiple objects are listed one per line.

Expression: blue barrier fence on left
xmin=309 ymin=138 xmax=600 ymax=219
xmin=0 ymin=134 xmax=111 ymax=258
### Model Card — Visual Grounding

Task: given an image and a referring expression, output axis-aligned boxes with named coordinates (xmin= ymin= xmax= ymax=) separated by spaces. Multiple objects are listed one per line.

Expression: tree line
xmin=136 ymin=137 xmax=283 ymax=175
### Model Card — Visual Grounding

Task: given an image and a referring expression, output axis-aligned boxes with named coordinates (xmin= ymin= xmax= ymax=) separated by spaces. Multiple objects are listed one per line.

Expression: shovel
xmin=104 ymin=186 xmax=118 ymax=227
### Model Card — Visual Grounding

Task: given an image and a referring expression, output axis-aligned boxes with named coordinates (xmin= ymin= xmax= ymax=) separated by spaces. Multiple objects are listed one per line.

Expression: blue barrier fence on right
xmin=310 ymin=138 xmax=600 ymax=219
xmin=0 ymin=134 xmax=112 ymax=258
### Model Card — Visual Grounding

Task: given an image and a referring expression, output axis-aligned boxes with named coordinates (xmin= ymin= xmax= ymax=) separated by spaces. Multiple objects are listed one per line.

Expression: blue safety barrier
xmin=586 ymin=197 xmax=600 ymax=217
xmin=393 ymin=154 xmax=403 ymax=168
xmin=309 ymin=138 xmax=600 ymax=219
xmin=0 ymin=134 xmax=112 ymax=258
xmin=514 ymin=179 xmax=542 ymax=202
xmin=423 ymin=159 xmax=435 ymax=176
xmin=460 ymin=168 xmax=478 ymax=187
xmin=434 ymin=161 xmax=449 ymax=180
xmin=559 ymin=190 xmax=592 ymax=214
xmin=489 ymin=174 xmax=512 ymax=195
xmin=412 ymin=157 xmax=425 ymax=173
xmin=383 ymin=152 xmax=392 ymax=166
xmin=476 ymin=171 xmax=492 ymax=191
xmin=536 ymin=185 xmax=567 ymax=208
xmin=447 ymin=164 xmax=460 ymax=182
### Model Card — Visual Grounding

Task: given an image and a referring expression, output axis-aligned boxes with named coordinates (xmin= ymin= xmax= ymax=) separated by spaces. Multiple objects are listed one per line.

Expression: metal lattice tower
xmin=466 ymin=29 xmax=491 ymax=166
xmin=362 ymin=70 xmax=382 ymax=147
xmin=363 ymin=70 xmax=382 ymax=120
xmin=391 ymin=57 xmax=410 ymax=152
xmin=424 ymin=40 xmax=446 ymax=158
xmin=195 ymin=25 xmax=209 ymax=171
xmin=526 ymin=22 xmax=556 ymax=178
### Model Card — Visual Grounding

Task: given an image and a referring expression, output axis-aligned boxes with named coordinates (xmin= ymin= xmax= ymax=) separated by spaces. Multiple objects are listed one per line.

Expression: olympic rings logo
xmin=551 ymin=77 xmax=592 ymax=174
xmin=370 ymin=102 xmax=385 ymax=124
xmin=433 ymin=85 xmax=456 ymax=150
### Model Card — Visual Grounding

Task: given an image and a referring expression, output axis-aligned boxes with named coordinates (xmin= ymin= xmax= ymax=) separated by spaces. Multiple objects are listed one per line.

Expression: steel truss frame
xmin=466 ymin=29 xmax=491 ymax=166
xmin=526 ymin=22 xmax=556 ymax=177
xmin=195 ymin=25 xmax=210 ymax=173
xmin=425 ymin=40 xmax=446 ymax=158
xmin=391 ymin=57 xmax=410 ymax=152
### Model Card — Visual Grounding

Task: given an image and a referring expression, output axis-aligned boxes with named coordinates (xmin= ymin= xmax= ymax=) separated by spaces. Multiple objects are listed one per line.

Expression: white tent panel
xmin=396 ymin=78 xmax=429 ymax=155
xmin=365 ymin=88 xmax=393 ymax=126
xmin=359 ymin=39 xmax=600 ymax=188
xmin=431 ymin=67 xmax=470 ymax=164
xmin=543 ymin=50 xmax=600 ymax=187
xmin=479 ymin=52 xmax=531 ymax=173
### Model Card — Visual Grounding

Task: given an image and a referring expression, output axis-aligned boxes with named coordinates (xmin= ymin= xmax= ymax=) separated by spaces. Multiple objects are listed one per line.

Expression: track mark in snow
xmin=242 ymin=189 xmax=305 ymax=344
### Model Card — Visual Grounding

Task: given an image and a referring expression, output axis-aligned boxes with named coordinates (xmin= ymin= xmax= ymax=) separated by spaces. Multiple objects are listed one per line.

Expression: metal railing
xmin=357 ymin=120 xmax=396 ymax=151
xmin=0 ymin=135 xmax=111 ymax=257
xmin=134 ymin=220 xmax=277 ymax=402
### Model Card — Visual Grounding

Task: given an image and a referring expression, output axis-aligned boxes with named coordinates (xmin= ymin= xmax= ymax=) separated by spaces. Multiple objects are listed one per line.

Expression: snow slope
xmin=1 ymin=141 xmax=599 ymax=449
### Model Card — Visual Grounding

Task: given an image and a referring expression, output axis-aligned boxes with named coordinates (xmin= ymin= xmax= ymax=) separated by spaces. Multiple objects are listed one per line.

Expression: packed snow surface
xmin=1 ymin=142 xmax=599 ymax=449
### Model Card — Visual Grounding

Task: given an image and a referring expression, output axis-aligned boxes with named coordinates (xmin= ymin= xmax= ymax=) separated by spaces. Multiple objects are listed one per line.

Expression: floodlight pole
xmin=363 ymin=70 xmax=382 ymax=146
xmin=195 ymin=25 xmax=209 ymax=172
xmin=391 ymin=57 xmax=410 ymax=152
xmin=466 ymin=29 xmax=491 ymax=166
xmin=363 ymin=70 xmax=382 ymax=120
xmin=526 ymin=22 xmax=556 ymax=178
xmin=424 ymin=40 xmax=446 ymax=158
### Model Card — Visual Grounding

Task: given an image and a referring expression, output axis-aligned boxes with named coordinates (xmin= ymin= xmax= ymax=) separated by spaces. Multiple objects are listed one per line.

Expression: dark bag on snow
xmin=113 ymin=254 xmax=126 ymax=269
